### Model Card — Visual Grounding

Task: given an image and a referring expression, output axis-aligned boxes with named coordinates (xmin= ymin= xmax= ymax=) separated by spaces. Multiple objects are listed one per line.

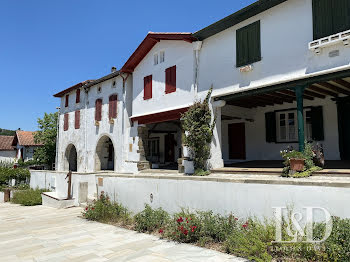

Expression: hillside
xmin=0 ymin=128 xmax=16 ymax=136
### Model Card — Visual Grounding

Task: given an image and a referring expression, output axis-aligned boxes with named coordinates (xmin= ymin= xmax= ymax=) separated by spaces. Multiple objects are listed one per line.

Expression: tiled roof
xmin=53 ymin=80 xmax=95 ymax=98
xmin=15 ymin=131 xmax=42 ymax=146
xmin=0 ymin=136 xmax=15 ymax=151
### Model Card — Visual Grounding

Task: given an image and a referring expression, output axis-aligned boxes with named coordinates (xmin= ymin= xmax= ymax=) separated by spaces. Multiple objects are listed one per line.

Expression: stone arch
xmin=95 ymin=135 xmax=115 ymax=171
xmin=65 ymin=144 xmax=77 ymax=171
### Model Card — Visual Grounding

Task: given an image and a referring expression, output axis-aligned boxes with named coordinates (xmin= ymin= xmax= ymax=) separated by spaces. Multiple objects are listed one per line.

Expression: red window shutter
xmin=65 ymin=95 xmax=69 ymax=107
xmin=76 ymin=89 xmax=80 ymax=103
xmin=95 ymin=99 xmax=102 ymax=121
xmin=109 ymin=95 xmax=118 ymax=119
xmin=64 ymin=113 xmax=69 ymax=131
xmin=75 ymin=110 xmax=80 ymax=129
xmin=165 ymin=66 xmax=176 ymax=94
xmin=144 ymin=75 xmax=152 ymax=100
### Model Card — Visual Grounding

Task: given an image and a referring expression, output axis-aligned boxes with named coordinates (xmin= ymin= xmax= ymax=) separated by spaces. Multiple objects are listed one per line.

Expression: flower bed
xmin=82 ymin=193 xmax=350 ymax=262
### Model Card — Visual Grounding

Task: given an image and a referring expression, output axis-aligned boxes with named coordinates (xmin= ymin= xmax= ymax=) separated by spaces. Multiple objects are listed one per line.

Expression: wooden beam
xmin=279 ymin=90 xmax=314 ymax=100
xmin=333 ymin=79 xmax=350 ymax=90
xmin=309 ymin=85 xmax=338 ymax=97
xmin=304 ymin=89 xmax=326 ymax=99
xmin=318 ymin=82 xmax=350 ymax=96
xmin=257 ymin=94 xmax=284 ymax=104
xmin=227 ymin=100 xmax=254 ymax=108
xmin=264 ymin=92 xmax=294 ymax=103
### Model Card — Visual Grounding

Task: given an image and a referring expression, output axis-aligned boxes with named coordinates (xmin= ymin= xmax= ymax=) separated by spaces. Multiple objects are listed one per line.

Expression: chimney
xmin=111 ymin=67 xmax=117 ymax=73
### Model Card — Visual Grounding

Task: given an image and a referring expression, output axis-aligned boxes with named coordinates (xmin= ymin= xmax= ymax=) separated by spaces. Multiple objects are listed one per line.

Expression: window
xmin=312 ymin=0 xmax=350 ymax=40
xmin=165 ymin=66 xmax=176 ymax=94
xmin=95 ymin=99 xmax=102 ymax=121
xmin=112 ymin=81 xmax=116 ymax=88
xmin=65 ymin=95 xmax=69 ymax=107
xmin=75 ymin=110 xmax=80 ymax=129
xmin=97 ymin=86 xmax=102 ymax=93
xmin=276 ymin=109 xmax=312 ymax=142
xmin=236 ymin=21 xmax=261 ymax=67
xmin=154 ymin=54 xmax=159 ymax=65
xmin=160 ymin=51 xmax=165 ymax=63
xmin=144 ymin=75 xmax=152 ymax=100
xmin=76 ymin=89 xmax=80 ymax=103
xmin=109 ymin=94 xmax=118 ymax=119
xmin=64 ymin=113 xmax=69 ymax=131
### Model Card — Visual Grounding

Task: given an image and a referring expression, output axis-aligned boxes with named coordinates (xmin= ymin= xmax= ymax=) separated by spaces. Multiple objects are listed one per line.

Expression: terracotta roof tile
xmin=0 ymin=136 xmax=15 ymax=151
xmin=15 ymin=131 xmax=42 ymax=146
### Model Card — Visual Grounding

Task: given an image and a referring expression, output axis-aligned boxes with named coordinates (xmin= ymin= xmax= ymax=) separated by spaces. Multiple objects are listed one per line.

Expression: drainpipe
xmin=193 ymin=41 xmax=202 ymax=99
xmin=55 ymin=107 xmax=60 ymax=171
xmin=119 ymin=73 xmax=131 ymax=170
xmin=84 ymin=86 xmax=89 ymax=172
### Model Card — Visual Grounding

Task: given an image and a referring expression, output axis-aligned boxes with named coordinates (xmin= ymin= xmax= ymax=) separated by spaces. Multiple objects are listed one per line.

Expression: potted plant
xmin=289 ymin=158 xmax=305 ymax=171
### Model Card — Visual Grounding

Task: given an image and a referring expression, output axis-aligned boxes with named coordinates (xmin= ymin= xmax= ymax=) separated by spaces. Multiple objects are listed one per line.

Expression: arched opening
xmin=65 ymin=144 xmax=77 ymax=171
xmin=95 ymin=136 xmax=115 ymax=171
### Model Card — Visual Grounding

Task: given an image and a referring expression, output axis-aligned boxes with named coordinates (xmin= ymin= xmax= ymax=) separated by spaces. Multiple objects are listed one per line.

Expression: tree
xmin=182 ymin=88 xmax=216 ymax=173
xmin=33 ymin=112 xmax=58 ymax=168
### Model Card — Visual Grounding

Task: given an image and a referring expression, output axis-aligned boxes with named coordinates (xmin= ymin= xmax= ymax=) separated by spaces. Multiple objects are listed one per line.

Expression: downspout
xmin=55 ymin=106 xmax=60 ymax=171
xmin=84 ymin=86 xmax=89 ymax=172
xmin=193 ymin=41 xmax=202 ymax=99
xmin=119 ymin=72 xmax=131 ymax=169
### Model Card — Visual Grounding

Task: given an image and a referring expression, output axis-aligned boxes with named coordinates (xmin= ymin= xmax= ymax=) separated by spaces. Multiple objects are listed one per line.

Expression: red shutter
xmin=144 ymin=75 xmax=152 ymax=100
xmin=75 ymin=110 xmax=80 ymax=129
xmin=76 ymin=89 xmax=80 ymax=103
xmin=109 ymin=95 xmax=118 ymax=119
xmin=165 ymin=66 xmax=176 ymax=94
xmin=65 ymin=95 xmax=69 ymax=107
xmin=64 ymin=113 xmax=69 ymax=131
xmin=95 ymin=99 xmax=102 ymax=121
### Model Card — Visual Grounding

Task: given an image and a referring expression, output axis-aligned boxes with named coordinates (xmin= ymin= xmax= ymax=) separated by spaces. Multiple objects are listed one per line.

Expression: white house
xmin=12 ymin=130 xmax=42 ymax=161
xmin=53 ymin=69 xmax=137 ymax=173
xmin=54 ymin=0 xmax=350 ymax=173
xmin=0 ymin=136 xmax=16 ymax=163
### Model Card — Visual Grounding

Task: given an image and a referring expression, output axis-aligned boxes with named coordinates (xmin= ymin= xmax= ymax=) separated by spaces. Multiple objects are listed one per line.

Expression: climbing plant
xmin=182 ymin=88 xmax=216 ymax=174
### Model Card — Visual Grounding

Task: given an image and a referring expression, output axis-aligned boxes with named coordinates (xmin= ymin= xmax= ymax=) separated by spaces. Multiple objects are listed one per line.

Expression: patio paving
xmin=0 ymin=203 xmax=245 ymax=262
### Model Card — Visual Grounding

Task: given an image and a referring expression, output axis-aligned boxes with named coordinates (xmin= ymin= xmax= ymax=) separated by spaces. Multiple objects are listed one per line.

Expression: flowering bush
xmin=166 ymin=211 xmax=201 ymax=243
xmin=82 ymin=191 xmax=131 ymax=224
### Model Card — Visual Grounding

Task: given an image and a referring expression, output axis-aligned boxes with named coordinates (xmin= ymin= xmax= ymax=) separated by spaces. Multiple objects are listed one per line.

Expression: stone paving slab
xmin=0 ymin=203 xmax=245 ymax=262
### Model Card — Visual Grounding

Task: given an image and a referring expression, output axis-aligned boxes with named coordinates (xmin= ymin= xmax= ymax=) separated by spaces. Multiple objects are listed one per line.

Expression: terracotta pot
xmin=290 ymin=158 xmax=305 ymax=172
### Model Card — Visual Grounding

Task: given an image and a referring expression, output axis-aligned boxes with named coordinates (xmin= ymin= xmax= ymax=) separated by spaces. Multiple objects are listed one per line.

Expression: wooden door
xmin=338 ymin=98 xmax=350 ymax=160
xmin=228 ymin=123 xmax=246 ymax=160
xmin=164 ymin=134 xmax=175 ymax=162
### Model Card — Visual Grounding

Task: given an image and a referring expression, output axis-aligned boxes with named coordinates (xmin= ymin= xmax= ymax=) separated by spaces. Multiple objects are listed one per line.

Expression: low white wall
xmin=30 ymin=171 xmax=350 ymax=221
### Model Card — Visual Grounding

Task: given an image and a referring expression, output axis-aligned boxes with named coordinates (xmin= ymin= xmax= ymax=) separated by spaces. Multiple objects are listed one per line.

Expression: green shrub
xmin=194 ymin=169 xmax=210 ymax=176
xmin=224 ymin=218 xmax=275 ymax=262
xmin=11 ymin=188 xmax=46 ymax=206
xmin=82 ymin=192 xmax=131 ymax=224
xmin=134 ymin=204 xmax=169 ymax=233
xmin=0 ymin=167 xmax=30 ymax=185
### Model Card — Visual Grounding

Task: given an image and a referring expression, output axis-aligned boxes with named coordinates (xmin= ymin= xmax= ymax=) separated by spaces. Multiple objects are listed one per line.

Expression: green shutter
xmin=236 ymin=21 xmax=261 ymax=67
xmin=313 ymin=0 xmax=350 ymax=40
xmin=311 ymin=106 xmax=324 ymax=141
xmin=265 ymin=112 xmax=276 ymax=143
xmin=332 ymin=0 xmax=350 ymax=35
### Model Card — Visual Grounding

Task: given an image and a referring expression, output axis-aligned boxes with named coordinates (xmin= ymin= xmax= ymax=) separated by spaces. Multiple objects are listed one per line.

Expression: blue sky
xmin=0 ymin=0 xmax=256 ymax=131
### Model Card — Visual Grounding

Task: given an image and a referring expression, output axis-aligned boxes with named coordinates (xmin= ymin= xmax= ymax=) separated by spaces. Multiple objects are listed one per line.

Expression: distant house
xmin=12 ymin=131 xmax=42 ymax=161
xmin=0 ymin=136 xmax=16 ymax=163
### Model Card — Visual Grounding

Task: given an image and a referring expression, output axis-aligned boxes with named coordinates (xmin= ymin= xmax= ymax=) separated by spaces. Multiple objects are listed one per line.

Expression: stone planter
xmin=184 ymin=160 xmax=194 ymax=175
xmin=290 ymin=158 xmax=305 ymax=172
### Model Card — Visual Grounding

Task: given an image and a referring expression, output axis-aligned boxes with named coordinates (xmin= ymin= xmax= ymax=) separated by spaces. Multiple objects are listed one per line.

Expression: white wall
xmin=197 ymin=0 xmax=350 ymax=100
xmin=57 ymin=75 xmax=138 ymax=173
xmin=0 ymin=150 xmax=16 ymax=163
xmin=221 ymin=97 xmax=340 ymax=162
xmin=132 ymin=40 xmax=195 ymax=117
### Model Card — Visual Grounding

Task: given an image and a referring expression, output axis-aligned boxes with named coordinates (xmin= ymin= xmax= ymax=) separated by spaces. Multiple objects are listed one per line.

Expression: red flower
xmin=191 ymin=226 xmax=197 ymax=232
xmin=159 ymin=228 xmax=164 ymax=234
xmin=85 ymin=207 xmax=88 ymax=211
xmin=235 ymin=217 xmax=238 ymax=221
xmin=183 ymin=230 xmax=188 ymax=235
xmin=242 ymin=224 xmax=248 ymax=228
xmin=177 ymin=217 xmax=183 ymax=223
xmin=180 ymin=226 xmax=184 ymax=232
xmin=92 ymin=207 xmax=95 ymax=210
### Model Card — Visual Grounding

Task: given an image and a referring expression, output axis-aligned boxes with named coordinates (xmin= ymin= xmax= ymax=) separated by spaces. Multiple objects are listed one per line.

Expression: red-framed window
xmin=76 ymin=89 xmax=81 ymax=103
xmin=64 ymin=113 xmax=69 ymax=131
xmin=95 ymin=99 xmax=102 ymax=121
xmin=165 ymin=66 xmax=176 ymax=94
xmin=109 ymin=95 xmax=118 ymax=119
xmin=144 ymin=75 xmax=152 ymax=100
xmin=75 ymin=110 xmax=80 ymax=129
xmin=65 ymin=95 xmax=69 ymax=107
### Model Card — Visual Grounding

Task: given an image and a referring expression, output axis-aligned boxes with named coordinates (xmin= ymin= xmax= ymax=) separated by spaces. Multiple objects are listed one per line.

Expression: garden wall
xmin=30 ymin=170 xmax=350 ymax=221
